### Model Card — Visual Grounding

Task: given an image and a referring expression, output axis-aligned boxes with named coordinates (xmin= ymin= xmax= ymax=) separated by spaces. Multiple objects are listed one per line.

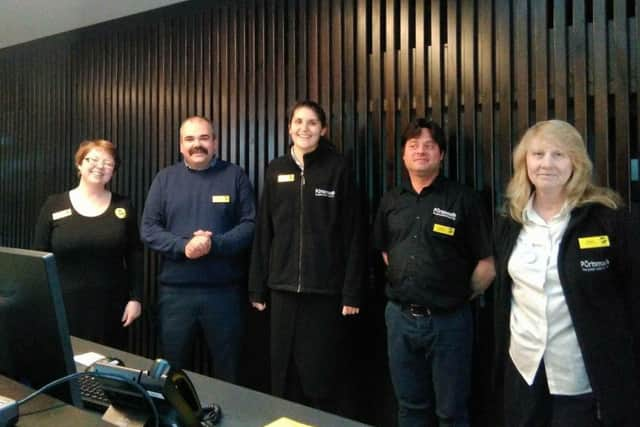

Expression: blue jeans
xmin=158 ymin=284 xmax=244 ymax=383
xmin=385 ymin=301 xmax=472 ymax=427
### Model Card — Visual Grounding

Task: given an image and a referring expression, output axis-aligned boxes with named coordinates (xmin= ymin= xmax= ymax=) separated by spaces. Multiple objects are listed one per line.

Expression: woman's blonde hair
xmin=505 ymin=120 xmax=622 ymax=222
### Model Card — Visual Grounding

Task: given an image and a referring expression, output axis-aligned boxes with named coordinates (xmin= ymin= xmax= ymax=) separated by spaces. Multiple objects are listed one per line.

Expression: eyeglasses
xmin=84 ymin=156 xmax=115 ymax=169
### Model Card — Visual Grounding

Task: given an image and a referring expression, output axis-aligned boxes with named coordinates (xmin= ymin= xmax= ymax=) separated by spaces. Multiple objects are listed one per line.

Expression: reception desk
xmin=71 ymin=337 xmax=371 ymax=427
xmin=0 ymin=373 xmax=109 ymax=426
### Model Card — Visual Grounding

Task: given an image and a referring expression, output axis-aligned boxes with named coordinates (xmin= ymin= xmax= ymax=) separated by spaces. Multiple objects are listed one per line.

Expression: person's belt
xmin=399 ymin=302 xmax=457 ymax=317
xmin=402 ymin=304 xmax=433 ymax=317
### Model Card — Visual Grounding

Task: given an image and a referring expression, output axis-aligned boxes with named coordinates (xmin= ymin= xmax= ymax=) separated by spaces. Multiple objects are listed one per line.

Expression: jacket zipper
xmin=297 ymin=170 xmax=305 ymax=292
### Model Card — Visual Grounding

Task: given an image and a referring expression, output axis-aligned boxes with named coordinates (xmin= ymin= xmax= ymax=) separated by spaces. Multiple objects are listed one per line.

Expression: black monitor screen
xmin=0 ymin=246 xmax=81 ymax=406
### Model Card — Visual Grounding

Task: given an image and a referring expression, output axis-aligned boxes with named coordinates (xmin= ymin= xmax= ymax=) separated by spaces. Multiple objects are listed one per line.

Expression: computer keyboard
xmin=78 ymin=374 xmax=111 ymax=411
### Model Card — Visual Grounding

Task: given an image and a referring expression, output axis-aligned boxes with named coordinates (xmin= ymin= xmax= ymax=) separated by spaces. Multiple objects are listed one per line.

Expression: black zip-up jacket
xmin=248 ymin=140 xmax=364 ymax=306
xmin=493 ymin=203 xmax=640 ymax=426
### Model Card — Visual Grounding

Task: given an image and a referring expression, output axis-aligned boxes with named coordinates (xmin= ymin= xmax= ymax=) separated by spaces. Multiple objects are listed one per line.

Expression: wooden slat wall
xmin=0 ymin=0 xmax=638 ymax=422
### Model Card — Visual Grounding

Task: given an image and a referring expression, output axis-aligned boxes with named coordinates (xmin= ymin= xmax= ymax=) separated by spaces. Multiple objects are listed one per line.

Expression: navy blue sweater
xmin=141 ymin=159 xmax=255 ymax=286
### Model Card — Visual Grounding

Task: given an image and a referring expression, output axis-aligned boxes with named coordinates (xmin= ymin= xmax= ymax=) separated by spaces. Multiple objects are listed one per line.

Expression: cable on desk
xmin=16 ymin=371 xmax=160 ymax=427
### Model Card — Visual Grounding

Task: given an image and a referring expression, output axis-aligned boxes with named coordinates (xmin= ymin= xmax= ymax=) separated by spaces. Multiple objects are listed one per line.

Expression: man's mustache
xmin=189 ymin=146 xmax=208 ymax=155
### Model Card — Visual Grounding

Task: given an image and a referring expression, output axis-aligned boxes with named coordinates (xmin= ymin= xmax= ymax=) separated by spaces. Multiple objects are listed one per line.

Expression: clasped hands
xmin=185 ymin=229 xmax=213 ymax=259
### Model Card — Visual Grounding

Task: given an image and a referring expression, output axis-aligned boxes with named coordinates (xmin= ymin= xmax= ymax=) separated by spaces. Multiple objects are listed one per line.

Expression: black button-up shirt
xmin=374 ymin=175 xmax=492 ymax=309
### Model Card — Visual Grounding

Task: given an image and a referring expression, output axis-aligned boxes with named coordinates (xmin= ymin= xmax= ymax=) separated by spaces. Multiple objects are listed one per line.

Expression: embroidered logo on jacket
xmin=315 ymin=188 xmax=336 ymax=198
xmin=432 ymin=208 xmax=457 ymax=221
xmin=579 ymin=259 xmax=610 ymax=272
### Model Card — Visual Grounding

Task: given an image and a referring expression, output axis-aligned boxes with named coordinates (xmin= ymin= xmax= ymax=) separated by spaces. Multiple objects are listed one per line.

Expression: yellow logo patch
xmin=433 ymin=223 xmax=455 ymax=236
xmin=212 ymin=195 xmax=231 ymax=203
xmin=277 ymin=174 xmax=295 ymax=183
xmin=114 ymin=208 xmax=127 ymax=219
xmin=578 ymin=235 xmax=610 ymax=249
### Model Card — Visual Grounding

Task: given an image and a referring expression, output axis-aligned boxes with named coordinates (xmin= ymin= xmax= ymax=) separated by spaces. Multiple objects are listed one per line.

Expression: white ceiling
xmin=0 ymin=0 xmax=187 ymax=50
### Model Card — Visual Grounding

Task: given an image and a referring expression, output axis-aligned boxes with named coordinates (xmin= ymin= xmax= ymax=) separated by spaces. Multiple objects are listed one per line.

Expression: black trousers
xmin=503 ymin=357 xmax=602 ymax=427
xmin=270 ymin=290 xmax=347 ymax=411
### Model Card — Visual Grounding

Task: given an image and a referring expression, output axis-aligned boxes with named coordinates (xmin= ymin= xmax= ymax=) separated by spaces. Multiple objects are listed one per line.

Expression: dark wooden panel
xmin=494 ymin=0 xmax=512 ymax=201
xmin=384 ymin=0 xmax=397 ymax=187
xmin=414 ymin=0 xmax=426 ymax=118
xmin=331 ymin=0 xmax=344 ymax=150
xmin=445 ymin=0 xmax=459 ymax=180
xmin=275 ymin=0 xmax=287 ymax=161
xmin=430 ymin=0 xmax=443 ymax=125
xmin=532 ymin=0 xmax=548 ymax=120
xmin=369 ymin=0 xmax=383 ymax=196
xmin=571 ymin=0 xmax=588 ymax=140
xmin=612 ymin=0 xmax=630 ymax=201
xmin=553 ymin=0 xmax=568 ymax=120
xmin=398 ymin=0 xmax=411 ymax=144
xmin=460 ymin=0 xmax=475 ymax=186
xmin=592 ymin=0 xmax=609 ymax=186
xmin=513 ymin=0 xmax=530 ymax=137
xmin=478 ymin=0 xmax=494 ymax=200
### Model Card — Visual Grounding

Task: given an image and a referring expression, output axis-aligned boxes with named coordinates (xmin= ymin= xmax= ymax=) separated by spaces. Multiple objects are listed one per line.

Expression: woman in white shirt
xmin=493 ymin=120 xmax=639 ymax=426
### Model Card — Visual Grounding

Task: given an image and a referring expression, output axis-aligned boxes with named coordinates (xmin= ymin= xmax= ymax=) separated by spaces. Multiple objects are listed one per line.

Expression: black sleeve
xmin=619 ymin=208 xmax=640 ymax=385
xmin=465 ymin=189 xmax=493 ymax=261
xmin=33 ymin=195 xmax=57 ymax=251
xmin=123 ymin=198 xmax=144 ymax=302
xmin=248 ymin=168 xmax=274 ymax=303
xmin=372 ymin=192 xmax=391 ymax=252
xmin=339 ymin=163 xmax=365 ymax=307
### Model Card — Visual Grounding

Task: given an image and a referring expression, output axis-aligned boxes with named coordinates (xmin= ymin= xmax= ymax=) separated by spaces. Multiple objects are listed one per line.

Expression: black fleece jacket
xmin=493 ymin=203 xmax=640 ymax=426
xmin=248 ymin=140 xmax=364 ymax=307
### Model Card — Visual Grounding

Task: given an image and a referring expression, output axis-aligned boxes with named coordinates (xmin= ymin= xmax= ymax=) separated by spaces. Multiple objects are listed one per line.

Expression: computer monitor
xmin=0 ymin=246 xmax=81 ymax=406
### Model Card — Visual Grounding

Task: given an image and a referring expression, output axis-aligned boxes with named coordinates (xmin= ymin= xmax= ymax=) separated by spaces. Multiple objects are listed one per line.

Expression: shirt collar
xmin=184 ymin=156 xmax=217 ymax=171
xmin=290 ymin=146 xmax=304 ymax=171
xmin=523 ymin=193 xmax=571 ymax=225
xmin=400 ymin=173 xmax=444 ymax=195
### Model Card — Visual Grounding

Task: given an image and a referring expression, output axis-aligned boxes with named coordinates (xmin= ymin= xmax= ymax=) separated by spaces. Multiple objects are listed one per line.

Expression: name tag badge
xmin=277 ymin=174 xmax=295 ymax=183
xmin=51 ymin=209 xmax=72 ymax=221
xmin=433 ymin=223 xmax=455 ymax=236
xmin=578 ymin=235 xmax=610 ymax=249
xmin=211 ymin=195 xmax=231 ymax=204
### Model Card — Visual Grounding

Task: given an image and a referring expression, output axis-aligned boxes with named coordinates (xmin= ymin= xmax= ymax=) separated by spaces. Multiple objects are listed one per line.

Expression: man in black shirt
xmin=374 ymin=119 xmax=495 ymax=427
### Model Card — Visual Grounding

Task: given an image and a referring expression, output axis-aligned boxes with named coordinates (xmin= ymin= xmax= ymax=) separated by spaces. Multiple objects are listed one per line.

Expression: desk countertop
xmin=0 ymin=374 xmax=110 ymax=426
xmin=72 ymin=337 xmax=371 ymax=427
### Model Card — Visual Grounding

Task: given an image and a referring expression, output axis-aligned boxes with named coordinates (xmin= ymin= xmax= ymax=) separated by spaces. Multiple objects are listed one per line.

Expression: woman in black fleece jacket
xmin=248 ymin=100 xmax=365 ymax=413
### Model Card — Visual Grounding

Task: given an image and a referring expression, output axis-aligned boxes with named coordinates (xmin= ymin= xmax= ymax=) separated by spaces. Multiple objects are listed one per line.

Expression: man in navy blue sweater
xmin=141 ymin=116 xmax=255 ymax=383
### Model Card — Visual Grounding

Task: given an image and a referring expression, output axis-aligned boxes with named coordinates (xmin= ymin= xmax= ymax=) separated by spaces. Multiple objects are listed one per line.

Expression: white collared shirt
xmin=507 ymin=197 xmax=591 ymax=395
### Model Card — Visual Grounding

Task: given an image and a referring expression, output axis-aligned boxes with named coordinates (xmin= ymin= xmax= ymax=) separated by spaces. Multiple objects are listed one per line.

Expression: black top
xmin=373 ymin=175 xmax=492 ymax=309
xmin=493 ymin=204 xmax=640 ymax=426
xmin=33 ymin=192 xmax=142 ymax=347
xmin=248 ymin=140 xmax=365 ymax=306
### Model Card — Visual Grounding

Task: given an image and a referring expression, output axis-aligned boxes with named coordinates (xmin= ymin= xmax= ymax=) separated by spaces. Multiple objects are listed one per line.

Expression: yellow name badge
xmin=578 ymin=235 xmax=610 ymax=249
xmin=51 ymin=209 xmax=72 ymax=221
xmin=433 ymin=223 xmax=455 ymax=236
xmin=212 ymin=195 xmax=231 ymax=203
xmin=277 ymin=174 xmax=295 ymax=183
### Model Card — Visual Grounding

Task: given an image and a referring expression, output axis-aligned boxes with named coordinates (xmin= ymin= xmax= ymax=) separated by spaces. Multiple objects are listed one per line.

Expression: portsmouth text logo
xmin=315 ymin=188 xmax=336 ymax=198
xmin=579 ymin=259 xmax=610 ymax=272
xmin=433 ymin=207 xmax=456 ymax=221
